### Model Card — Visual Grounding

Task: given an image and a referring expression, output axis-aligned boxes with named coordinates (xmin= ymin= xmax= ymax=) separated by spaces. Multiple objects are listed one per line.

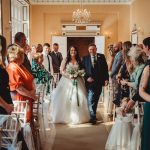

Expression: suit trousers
xmin=87 ymin=85 xmax=102 ymax=120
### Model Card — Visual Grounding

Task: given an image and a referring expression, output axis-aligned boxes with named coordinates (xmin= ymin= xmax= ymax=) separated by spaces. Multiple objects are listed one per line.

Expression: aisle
xmin=39 ymin=101 xmax=109 ymax=150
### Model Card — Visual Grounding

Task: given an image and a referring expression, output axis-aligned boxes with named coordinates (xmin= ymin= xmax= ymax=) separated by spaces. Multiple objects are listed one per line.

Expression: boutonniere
xmin=98 ymin=55 xmax=100 ymax=58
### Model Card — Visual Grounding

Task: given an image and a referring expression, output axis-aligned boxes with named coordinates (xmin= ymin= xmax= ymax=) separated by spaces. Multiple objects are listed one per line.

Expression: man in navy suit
xmin=82 ymin=43 xmax=109 ymax=125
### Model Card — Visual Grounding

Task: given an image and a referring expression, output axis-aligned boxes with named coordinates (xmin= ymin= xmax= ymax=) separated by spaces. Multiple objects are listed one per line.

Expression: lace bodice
xmin=65 ymin=62 xmax=79 ymax=71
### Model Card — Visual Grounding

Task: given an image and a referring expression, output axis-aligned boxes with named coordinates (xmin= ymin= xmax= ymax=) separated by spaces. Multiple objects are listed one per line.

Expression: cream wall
xmin=1 ymin=0 xmax=11 ymax=44
xmin=131 ymin=0 xmax=150 ymax=44
xmin=30 ymin=4 xmax=130 ymax=50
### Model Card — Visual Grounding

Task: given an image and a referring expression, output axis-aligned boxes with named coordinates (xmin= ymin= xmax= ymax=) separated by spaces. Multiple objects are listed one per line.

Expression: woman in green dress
xmin=139 ymin=37 xmax=150 ymax=150
xmin=32 ymin=53 xmax=53 ymax=95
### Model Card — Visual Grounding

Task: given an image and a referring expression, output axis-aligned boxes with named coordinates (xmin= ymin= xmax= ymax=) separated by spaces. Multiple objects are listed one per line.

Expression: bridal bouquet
xmin=66 ymin=64 xmax=85 ymax=106
xmin=66 ymin=65 xmax=85 ymax=79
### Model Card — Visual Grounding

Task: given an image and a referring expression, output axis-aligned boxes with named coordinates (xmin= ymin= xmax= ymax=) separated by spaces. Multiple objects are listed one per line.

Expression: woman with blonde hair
xmin=0 ymin=35 xmax=13 ymax=114
xmin=120 ymin=46 xmax=146 ymax=112
xmin=7 ymin=45 xmax=36 ymax=122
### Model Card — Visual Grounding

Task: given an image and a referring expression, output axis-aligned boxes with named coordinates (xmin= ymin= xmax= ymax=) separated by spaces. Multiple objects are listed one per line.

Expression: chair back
xmin=12 ymin=100 xmax=28 ymax=127
xmin=0 ymin=114 xmax=19 ymax=148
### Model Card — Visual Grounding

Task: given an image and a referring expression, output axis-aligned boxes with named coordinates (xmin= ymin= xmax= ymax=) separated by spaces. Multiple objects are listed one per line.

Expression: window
xmin=11 ymin=0 xmax=29 ymax=43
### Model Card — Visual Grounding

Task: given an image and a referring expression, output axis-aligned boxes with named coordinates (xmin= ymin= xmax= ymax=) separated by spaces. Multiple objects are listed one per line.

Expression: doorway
xmin=67 ymin=37 xmax=94 ymax=58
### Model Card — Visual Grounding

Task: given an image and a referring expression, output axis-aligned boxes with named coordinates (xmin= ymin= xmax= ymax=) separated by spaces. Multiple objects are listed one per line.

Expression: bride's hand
xmin=87 ymin=77 xmax=94 ymax=83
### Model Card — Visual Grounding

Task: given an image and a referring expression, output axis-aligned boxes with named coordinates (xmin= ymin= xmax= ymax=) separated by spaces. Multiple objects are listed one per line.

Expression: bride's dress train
xmin=50 ymin=63 xmax=90 ymax=124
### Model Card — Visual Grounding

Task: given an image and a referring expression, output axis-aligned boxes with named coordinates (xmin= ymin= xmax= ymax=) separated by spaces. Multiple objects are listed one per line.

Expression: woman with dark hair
xmin=0 ymin=35 xmax=13 ymax=114
xmin=65 ymin=46 xmax=82 ymax=68
xmin=50 ymin=46 xmax=90 ymax=124
xmin=139 ymin=37 xmax=150 ymax=150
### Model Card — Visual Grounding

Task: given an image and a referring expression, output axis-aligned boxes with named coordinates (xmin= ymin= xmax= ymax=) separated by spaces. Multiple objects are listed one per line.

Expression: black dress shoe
xmin=112 ymin=100 xmax=120 ymax=106
xmin=91 ymin=120 xmax=96 ymax=125
xmin=89 ymin=119 xmax=96 ymax=125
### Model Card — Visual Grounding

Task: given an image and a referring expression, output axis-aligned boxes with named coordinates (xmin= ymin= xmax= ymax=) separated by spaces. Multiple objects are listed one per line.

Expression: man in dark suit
xmin=14 ymin=32 xmax=32 ymax=74
xmin=82 ymin=43 xmax=109 ymax=125
xmin=50 ymin=43 xmax=63 ymax=74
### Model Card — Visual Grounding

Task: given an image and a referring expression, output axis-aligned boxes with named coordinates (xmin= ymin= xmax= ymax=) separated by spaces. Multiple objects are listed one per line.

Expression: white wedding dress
xmin=50 ymin=62 xmax=90 ymax=124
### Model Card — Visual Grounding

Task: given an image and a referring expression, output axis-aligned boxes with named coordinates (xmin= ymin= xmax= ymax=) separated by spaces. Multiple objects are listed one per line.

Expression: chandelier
xmin=72 ymin=0 xmax=91 ymax=24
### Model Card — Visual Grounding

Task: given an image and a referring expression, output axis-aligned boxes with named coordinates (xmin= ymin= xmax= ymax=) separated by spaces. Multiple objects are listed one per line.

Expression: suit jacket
xmin=50 ymin=51 xmax=63 ymax=73
xmin=110 ymin=51 xmax=123 ymax=78
xmin=82 ymin=53 xmax=109 ymax=87
xmin=23 ymin=53 xmax=32 ymax=74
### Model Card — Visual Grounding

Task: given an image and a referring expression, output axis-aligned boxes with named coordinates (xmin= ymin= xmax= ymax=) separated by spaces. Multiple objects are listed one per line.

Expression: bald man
xmin=110 ymin=42 xmax=123 ymax=106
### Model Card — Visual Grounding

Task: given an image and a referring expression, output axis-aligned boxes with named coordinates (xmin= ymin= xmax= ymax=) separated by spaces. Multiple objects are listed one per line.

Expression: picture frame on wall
xmin=131 ymin=30 xmax=138 ymax=45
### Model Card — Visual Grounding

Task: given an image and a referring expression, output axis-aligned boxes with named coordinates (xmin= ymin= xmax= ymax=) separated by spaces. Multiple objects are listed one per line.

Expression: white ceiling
xmin=29 ymin=0 xmax=135 ymax=5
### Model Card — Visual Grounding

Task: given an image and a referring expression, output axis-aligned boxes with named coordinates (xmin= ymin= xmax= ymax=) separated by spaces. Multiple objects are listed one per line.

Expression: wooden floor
xmin=39 ymin=100 xmax=112 ymax=150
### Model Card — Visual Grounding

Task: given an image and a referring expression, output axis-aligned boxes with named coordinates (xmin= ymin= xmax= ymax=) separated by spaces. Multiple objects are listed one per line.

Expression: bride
xmin=50 ymin=46 xmax=90 ymax=124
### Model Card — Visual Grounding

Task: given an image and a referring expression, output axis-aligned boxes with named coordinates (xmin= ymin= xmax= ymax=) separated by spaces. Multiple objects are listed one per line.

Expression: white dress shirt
xmin=91 ymin=54 xmax=97 ymax=67
xmin=42 ymin=52 xmax=54 ymax=75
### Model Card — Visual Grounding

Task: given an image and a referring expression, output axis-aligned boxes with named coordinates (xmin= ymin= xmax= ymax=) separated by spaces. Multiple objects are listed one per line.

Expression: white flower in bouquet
xmin=66 ymin=65 xmax=77 ymax=78
xmin=66 ymin=65 xmax=85 ymax=78
xmin=78 ymin=69 xmax=85 ymax=77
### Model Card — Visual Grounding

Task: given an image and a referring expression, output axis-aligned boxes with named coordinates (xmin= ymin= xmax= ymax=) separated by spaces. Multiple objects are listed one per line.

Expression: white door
xmin=95 ymin=36 xmax=105 ymax=54
xmin=52 ymin=36 xmax=67 ymax=58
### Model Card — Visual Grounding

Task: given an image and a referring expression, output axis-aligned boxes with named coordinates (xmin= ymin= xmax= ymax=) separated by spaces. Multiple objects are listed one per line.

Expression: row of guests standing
xmin=27 ymin=42 xmax=63 ymax=76
xmin=106 ymin=38 xmax=150 ymax=150
xmin=0 ymin=32 xmax=63 ymax=123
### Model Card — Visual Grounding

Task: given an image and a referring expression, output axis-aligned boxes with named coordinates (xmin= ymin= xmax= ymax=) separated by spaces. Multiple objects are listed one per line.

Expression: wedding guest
xmin=42 ymin=43 xmax=53 ymax=75
xmin=32 ymin=53 xmax=53 ymax=94
xmin=14 ymin=32 xmax=32 ymax=74
xmin=36 ymin=44 xmax=43 ymax=53
xmin=120 ymin=46 xmax=146 ymax=113
xmin=139 ymin=37 xmax=150 ymax=150
xmin=107 ymin=44 xmax=115 ymax=72
xmin=43 ymin=43 xmax=51 ymax=54
xmin=24 ymin=44 xmax=34 ymax=65
xmin=50 ymin=43 xmax=63 ymax=74
xmin=0 ymin=35 xmax=13 ymax=114
xmin=110 ymin=42 xmax=123 ymax=105
xmin=7 ymin=45 xmax=36 ymax=122
xmin=116 ymin=41 xmax=132 ymax=101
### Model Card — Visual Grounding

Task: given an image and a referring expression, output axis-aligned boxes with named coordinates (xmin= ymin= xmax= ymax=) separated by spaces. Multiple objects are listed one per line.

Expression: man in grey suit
xmin=50 ymin=43 xmax=63 ymax=74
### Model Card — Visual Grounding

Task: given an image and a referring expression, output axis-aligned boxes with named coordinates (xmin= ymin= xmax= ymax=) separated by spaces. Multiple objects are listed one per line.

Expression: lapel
xmin=88 ymin=55 xmax=92 ymax=68
xmin=86 ymin=55 xmax=92 ymax=74
xmin=96 ymin=54 xmax=101 ymax=66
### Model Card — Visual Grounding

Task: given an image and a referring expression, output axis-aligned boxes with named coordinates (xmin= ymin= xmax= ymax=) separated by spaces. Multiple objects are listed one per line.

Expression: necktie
xmin=47 ymin=55 xmax=50 ymax=72
xmin=92 ymin=56 xmax=96 ymax=68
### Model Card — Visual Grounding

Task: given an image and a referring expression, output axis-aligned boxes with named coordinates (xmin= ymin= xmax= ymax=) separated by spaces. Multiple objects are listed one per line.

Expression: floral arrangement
xmin=65 ymin=64 xmax=85 ymax=79
xmin=65 ymin=64 xmax=85 ymax=106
